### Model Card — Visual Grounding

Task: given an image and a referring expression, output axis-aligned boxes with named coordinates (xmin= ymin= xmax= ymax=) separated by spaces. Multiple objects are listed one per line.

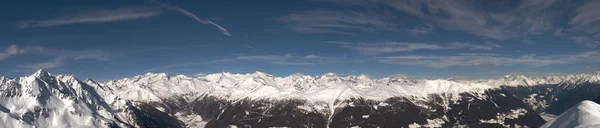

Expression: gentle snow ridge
xmin=541 ymin=100 xmax=600 ymax=128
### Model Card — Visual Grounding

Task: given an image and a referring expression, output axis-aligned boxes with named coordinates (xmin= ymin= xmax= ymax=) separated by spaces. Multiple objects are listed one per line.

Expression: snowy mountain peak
xmin=319 ymin=73 xmax=341 ymax=82
xmin=0 ymin=69 xmax=128 ymax=128
xmin=0 ymin=76 xmax=7 ymax=82
xmin=542 ymin=100 xmax=600 ymax=128
xmin=556 ymin=73 xmax=600 ymax=89
xmin=30 ymin=69 xmax=52 ymax=78
xmin=142 ymin=72 xmax=170 ymax=78
xmin=322 ymin=72 xmax=339 ymax=78
xmin=84 ymin=78 xmax=96 ymax=83
xmin=84 ymin=78 xmax=102 ymax=87
xmin=357 ymin=74 xmax=370 ymax=79
xmin=55 ymin=74 xmax=78 ymax=82
xmin=251 ymin=71 xmax=274 ymax=78
xmin=501 ymin=73 xmax=529 ymax=80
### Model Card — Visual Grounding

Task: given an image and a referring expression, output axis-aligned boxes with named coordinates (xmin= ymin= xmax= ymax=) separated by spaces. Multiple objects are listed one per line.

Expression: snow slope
xmin=100 ymin=71 xmax=600 ymax=105
xmin=541 ymin=100 xmax=600 ymax=128
xmin=0 ymin=70 xmax=126 ymax=128
xmin=1 ymin=70 xmax=599 ymax=127
xmin=460 ymin=73 xmax=599 ymax=87
xmin=102 ymin=71 xmax=494 ymax=103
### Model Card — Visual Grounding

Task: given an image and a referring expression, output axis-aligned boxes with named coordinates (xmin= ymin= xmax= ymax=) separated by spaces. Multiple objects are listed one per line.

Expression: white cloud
xmin=17 ymin=6 xmax=165 ymax=28
xmin=570 ymin=36 xmax=600 ymax=47
xmin=566 ymin=0 xmax=600 ymax=48
xmin=377 ymin=51 xmax=600 ymax=68
xmin=0 ymin=45 xmax=27 ymax=60
xmin=0 ymin=45 xmax=47 ymax=60
xmin=193 ymin=73 xmax=207 ymax=77
xmin=389 ymin=74 xmax=408 ymax=78
xmin=553 ymin=29 xmax=563 ymax=36
xmin=578 ymin=65 xmax=596 ymax=71
xmin=277 ymin=10 xmax=396 ymax=34
xmin=569 ymin=0 xmax=600 ymax=34
xmin=319 ymin=0 xmax=561 ymax=40
xmin=157 ymin=3 xmax=232 ymax=36
xmin=18 ymin=2 xmax=232 ymax=36
xmin=146 ymin=54 xmax=337 ymax=72
xmin=17 ymin=58 xmax=65 ymax=69
xmin=213 ymin=54 xmax=337 ymax=66
xmin=245 ymin=44 xmax=256 ymax=52
xmin=144 ymin=0 xmax=230 ymax=36
xmin=448 ymin=42 xmax=501 ymax=51
xmin=303 ymin=54 xmax=322 ymax=59
xmin=407 ymin=24 xmax=435 ymax=35
xmin=0 ymin=45 xmax=112 ymax=69
xmin=328 ymin=41 xmax=500 ymax=55
xmin=134 ymin=44 xmax=207 ymax=54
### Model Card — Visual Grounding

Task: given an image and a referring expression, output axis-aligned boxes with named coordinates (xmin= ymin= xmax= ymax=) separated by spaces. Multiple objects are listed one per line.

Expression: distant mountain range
xmin=1 ymin=69 xmax=599 ymax=128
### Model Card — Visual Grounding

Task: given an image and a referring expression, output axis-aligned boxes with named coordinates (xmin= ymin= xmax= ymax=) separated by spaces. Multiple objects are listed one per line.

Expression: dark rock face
xmin=201 ymin=98 xmax=328 ymax=128
xmin=127 ymin=102 xmax=185 ymax=128
xmin=120 ymin=81 xmax=600 ymax=128
xmin=503 ymin=82 xmax=600 ymax=115
xmin=547 ymin=82 xmax=600 ymax=115
xmin=135 ymin=89 xmax=545 ymax=128
xmin=594 ymin=95 xmax=600 ymax=104
xmin=330 ymin=97 xmax=433 ymax=127
xmin=501 ymin=84 xmax=556 ymax=113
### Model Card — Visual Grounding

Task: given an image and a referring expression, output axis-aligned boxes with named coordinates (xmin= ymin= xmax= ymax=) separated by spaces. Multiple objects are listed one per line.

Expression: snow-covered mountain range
xmin=1 ymin=69 xmax=599 ymax=127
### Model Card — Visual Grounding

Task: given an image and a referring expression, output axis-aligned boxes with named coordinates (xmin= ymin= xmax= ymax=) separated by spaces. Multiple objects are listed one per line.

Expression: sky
xmin=1 ymin=0 xmax=599 ymax=81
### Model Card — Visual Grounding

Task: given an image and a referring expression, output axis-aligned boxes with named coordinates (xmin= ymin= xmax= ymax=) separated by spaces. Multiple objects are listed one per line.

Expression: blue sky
xmin=1 ymin=0 xmax=599 ymax=80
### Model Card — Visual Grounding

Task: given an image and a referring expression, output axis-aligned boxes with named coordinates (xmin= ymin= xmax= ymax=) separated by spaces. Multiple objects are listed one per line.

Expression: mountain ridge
xmin=1 ymin=69 xmax=599 ymax=127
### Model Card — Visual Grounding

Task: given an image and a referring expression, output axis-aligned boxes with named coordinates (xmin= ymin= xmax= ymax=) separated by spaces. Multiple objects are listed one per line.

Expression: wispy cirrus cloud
xmin=17 ymin=58 xmax=66 ymax=69
xmin=129 ymin=44 xmax=207 ymax=55
xmin=577 ymin=65 xmax=597 ymax=71
xmin=319 ymin=0 xmax=561 ymax=39
xmin=18 ymin=2 xmax=232 ymax=36
xmin=568 ymin=0 xmax=600 ymax=47
xmin=147 ymin=0 xmax=231 ymax=36
xmin=211 ymin=54 xmax=337 ymax=66
xmin=407 ymin=24 xmax=435 ymax=35
xmin=569 ymin=0 xmax=600 ymax=34
xmin=327 ymin=41 xmax=501 ymax=55
xmin=146 ymin=54 xmax=337 ymax=72
xmin=277 ymin=10 xmax=396 ymax=34
xmin=193 ymin=73 xmax=207 ymax=77
xmin=17 ymin=6 xmax=165 ymax=28
xmin=0 ymin=45 xmax=28 ymax=60
xmin=377 ymin=51 xmax=600 ymax=68
xmin=245 ymin=44 xmax=256 ymax=52
xmin=294 ymin=0 xmax=600 ymax=49
xmin=570 ymin=36 xmax=600 ymax=47
xmin=1 ymin=45 xmax=112 ymax=69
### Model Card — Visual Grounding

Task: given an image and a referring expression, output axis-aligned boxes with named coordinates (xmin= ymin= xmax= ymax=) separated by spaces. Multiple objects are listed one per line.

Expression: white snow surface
xmin=1 ymin=70 xmax=600 ymax=128
xmin=541 ymin=100 xmax=600 ymax=128
xmin=458 ymin=73 xmax=600 ymax=87
xmin=99 ymin=71 xmax=600 ymax=103
xmin=0 ymin=70 xmax=127 ymax=128
xmin=101 ymin=71 xmax=496 ymax=103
